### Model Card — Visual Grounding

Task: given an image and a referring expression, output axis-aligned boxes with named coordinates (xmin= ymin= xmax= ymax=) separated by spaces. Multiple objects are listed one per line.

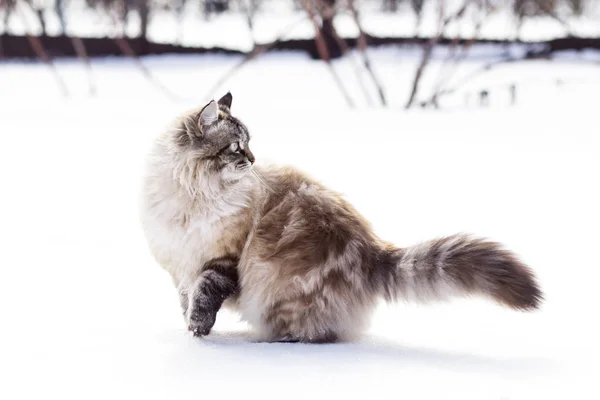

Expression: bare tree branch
xmin=70 ymin=37 xmax=97 ymax=96
xmin=303 ymin=0 xmax=354 ymax=108
xmin=347 ymin=0 xmax=388 ymax=106
xmin=405 ymin=0 xmax=472 ymax=109
xmin=86 ymin=0 xmax=182 ymax=100
xmin=16 ymin=0 xmax=69 ymax=97
xmin=427 ymin=4 xmax=488 ymax=107
xmin=437 ymin=56 xmax=525 ymax=98
xmin=532 ymin=0 xmax=574 ymax=34
xmin=236 ymin=0 xmax=256 ymax=42
xmin=315 ymin=0 xmax=372 ymax=106
xmin=113 ymin=37 xmax=184 ymax=101
xmin=204 ymin=13 xmax=307 ymax=100
xmin=439 ymin=46 xmax=600 ymax=100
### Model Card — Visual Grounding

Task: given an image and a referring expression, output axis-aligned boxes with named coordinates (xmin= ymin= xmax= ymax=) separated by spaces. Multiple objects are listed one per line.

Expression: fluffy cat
xmin=140 ymin=93 xmax=542 ymax=343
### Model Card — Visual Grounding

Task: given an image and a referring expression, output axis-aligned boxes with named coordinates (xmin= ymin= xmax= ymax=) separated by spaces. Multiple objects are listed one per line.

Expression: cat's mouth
xmin=236 ymin=161 xmax=252 ymax=171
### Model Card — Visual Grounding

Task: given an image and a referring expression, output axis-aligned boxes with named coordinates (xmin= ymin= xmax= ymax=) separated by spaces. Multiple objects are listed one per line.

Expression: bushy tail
xmin=375 ymin=234 xmax=543 ymax=310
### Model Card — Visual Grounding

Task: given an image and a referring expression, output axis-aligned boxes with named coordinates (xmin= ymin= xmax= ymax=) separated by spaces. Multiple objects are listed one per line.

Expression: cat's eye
xmin=229 ymin=142 xmax=240 ymax=152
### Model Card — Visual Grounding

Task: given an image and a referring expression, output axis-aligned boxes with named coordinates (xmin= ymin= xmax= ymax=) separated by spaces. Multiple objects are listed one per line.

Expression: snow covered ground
xmin=0 ymin=49 xmax=599 ymax=400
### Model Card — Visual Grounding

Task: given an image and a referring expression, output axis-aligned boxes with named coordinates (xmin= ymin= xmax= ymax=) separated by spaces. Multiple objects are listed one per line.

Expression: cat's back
xmin=256 ymin=164 xmax=369 ymax=226
xmin=250 ymin=164 xmax=375 ymax=267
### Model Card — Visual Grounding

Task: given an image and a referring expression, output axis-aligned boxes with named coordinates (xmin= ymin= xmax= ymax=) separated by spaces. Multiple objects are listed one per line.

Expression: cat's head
xmin=177 ymin=92 xmax=255 ymax=182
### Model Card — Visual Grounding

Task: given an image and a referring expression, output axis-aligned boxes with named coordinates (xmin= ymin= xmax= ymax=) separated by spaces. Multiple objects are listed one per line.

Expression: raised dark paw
xmin=188 ymin=309 xmax=217 ymax=337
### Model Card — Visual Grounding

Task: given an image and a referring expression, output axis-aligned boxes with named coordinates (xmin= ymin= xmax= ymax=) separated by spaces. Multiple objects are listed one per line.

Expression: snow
xmin=0 ymin=49 xmax=599 ymax=400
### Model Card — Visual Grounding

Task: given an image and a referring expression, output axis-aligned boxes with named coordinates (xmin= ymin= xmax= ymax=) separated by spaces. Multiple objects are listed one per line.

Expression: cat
xmin=140 ymin=92 xmax=542 ymax=343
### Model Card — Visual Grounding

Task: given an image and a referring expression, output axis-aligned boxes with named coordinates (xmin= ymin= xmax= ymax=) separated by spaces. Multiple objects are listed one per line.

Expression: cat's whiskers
xmin=251 ymin=168 xmax=276 ymax=194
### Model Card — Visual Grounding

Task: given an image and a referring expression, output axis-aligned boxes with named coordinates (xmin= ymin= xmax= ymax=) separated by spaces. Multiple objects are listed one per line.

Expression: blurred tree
xmin=567 ymin=0 xmax=584 ymax=15
xmin=237 ymin=0 xmax=263 ymax=33
xmin=318 ymin=0 xmax=342 ymax=58
xmin=203 ymin=0 xmax=229 ymax=18
xmin=85 ymin=0 xmax=152 ymax=39
xmin=0 ymin=0 xmax=16 ymax=32
xmin=513 ymin=0 xmax=574 ymax=37
xmin=137 ymin=0 xmax=150 ymax=39
xmin=410 ymin=0 xmax=424 ymax=31
xmin=514 ymin=0 xmax=557 ymax=18
xmin=382 ymin=0 xmax=400 ymax=12
xmin=0 ymin=0 xmax=59 ymax=35
xmin=55 ymin=0 xmax=67 ymax=33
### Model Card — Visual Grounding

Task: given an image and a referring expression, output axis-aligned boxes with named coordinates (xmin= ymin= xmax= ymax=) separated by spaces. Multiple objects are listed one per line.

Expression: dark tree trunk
xmin=320 ymin=0 xmax=342 ymax=59
xmin=204 ymin=0 xmax=229 ymax=18
xmin=137 ymin=0 xmax=149 ymax=40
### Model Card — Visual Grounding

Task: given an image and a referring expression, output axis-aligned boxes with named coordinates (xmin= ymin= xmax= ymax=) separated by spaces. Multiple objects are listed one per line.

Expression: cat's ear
xmin=198 ymin=100 xmax=218 ymax=133
xmin=218 ymin=92 xmax=232 ymax=110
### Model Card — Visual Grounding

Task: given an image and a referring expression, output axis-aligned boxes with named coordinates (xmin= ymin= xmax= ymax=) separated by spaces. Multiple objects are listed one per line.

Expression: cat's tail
xmin=374 ymin=234 xmax=542 ymax=310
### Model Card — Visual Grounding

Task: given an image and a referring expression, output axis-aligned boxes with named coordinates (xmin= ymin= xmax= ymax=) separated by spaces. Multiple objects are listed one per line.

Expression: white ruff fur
xmin=140 ymin=130 xmax=255 ymax=294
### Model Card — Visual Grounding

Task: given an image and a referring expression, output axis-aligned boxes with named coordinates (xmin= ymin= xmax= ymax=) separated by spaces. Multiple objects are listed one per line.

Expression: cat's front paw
xmin=188 ymin=309 xmax=217 ymax=337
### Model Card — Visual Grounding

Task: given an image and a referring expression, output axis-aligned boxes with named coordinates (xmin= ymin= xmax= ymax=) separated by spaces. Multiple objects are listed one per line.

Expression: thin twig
xmin=16 ymin=0 xmax=69 ymax=96
xmin=405 ymin=0 xmax=472 ymax=109
xmin=113 ymin=37 xmax=184 ymax=101
xmin=202 ymin=0 xmax=259 ymax=99
xmin=50 ymin=0 xmax=95 ymax=93
xmin=93 ymin=0 xmax=180 ymax=100
xmin=315 ymin=0 xmax=372 ymax=106
xmin=303 ymin=0 xmax=354 ymax=108
xmin=533 ymin=0 xmax=573 ymax=35
xmin=428 ymin=5 xmax=488 ymax=106
xmin=236 ymin=0 xmax=256 ymax=43
xmin=431 ymin=51 xmax=600 ymax=100
xmin=70 ymin=36 xmax=97 ymax=96
xmin=437 ymin=56 xmax=522 ymax=97
xmin=204 ymin=14 xmax=307 ymax=100
xmin=347 ymin=0 xmax=387 ymax=106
